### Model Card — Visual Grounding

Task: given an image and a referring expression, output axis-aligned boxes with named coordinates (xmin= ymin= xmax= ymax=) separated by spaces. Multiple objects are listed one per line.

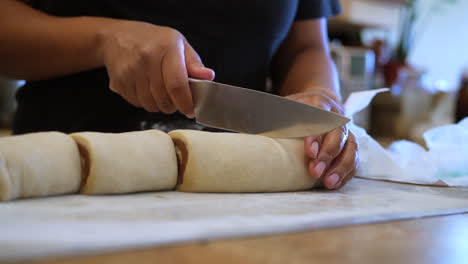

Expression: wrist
xmin=283 ymin=85 xmax=342 ymax=104
xmin=304 ymin=86 xmax=342 ymax=103
xmin=89 ymin=17 xmax=123 ymax=66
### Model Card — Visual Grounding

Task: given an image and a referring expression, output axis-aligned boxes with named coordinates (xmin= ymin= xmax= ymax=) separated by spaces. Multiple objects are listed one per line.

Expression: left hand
xmin=287 ymin=90 xmax=359 ymax=190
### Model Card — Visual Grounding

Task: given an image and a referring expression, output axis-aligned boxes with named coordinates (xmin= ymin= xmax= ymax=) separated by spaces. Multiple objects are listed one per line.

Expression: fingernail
xmin=310 ymin=141 xmax=319 ymax=158
xmin=325 ymin=173 xmax=340 ymax=189
xmin=206 ymin=68 xmax=215 ymax=80
xmin=314 ymin=162 xmax=326 ymax=178
xmin=186 ymin=112 xmax=195 ymax=119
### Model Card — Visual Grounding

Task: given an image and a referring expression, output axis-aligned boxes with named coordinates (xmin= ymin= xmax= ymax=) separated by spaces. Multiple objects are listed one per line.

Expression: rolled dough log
xmin=169 ymin=130 xmax=320 ymax=192
xmin=0 ymin=132 xmax=81 ymax=201
xmin=71 ymin=130 xmax=178 ymax=195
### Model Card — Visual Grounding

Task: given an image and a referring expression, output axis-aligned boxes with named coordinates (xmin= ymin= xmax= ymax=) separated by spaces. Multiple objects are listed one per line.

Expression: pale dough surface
xmin=0 ymin=132 xmax=81 ymax=201
xmin=71 ymin=130 xmax=178 ymax=195
xmin=169 ymin=130 xmax=320 ymax=192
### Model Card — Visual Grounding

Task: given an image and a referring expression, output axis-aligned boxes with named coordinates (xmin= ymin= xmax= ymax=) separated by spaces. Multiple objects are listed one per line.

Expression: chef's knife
xmin=189 ymin=78 xmax=350 ymax=138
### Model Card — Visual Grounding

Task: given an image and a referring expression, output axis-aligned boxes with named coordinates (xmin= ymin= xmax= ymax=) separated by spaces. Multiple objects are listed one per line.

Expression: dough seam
xmin=70 ymin=135 xmax=96 ymax=194
xmin=172 ymin=138 xmax=188 ymax=186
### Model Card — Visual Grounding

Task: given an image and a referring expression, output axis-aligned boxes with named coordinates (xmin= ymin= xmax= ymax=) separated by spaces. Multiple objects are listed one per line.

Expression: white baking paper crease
xmin=345 ymin=89 xmax=468 ymax=186
xmin=1 ymin=179 xmax=467 ymax=261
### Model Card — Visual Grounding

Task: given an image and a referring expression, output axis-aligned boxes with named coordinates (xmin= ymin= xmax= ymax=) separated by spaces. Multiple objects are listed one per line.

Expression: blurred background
xmin=329 ymin=0 xmax=468 ymax=145
xmin=0 ymin=0 xmax=467 ymax=144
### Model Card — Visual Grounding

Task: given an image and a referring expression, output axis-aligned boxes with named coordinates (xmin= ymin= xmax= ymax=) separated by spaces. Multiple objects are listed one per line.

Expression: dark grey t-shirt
xmin=13 ymin=0 xmax=341 ymax=134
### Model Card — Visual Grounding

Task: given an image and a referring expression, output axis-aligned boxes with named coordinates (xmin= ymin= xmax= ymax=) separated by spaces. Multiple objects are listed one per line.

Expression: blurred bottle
xmin=456 ymin=70 xmax=468 ymax=122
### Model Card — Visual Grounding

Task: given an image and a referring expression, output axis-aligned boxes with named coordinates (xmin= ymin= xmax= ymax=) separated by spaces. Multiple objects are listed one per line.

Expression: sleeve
xmin=295 ymin=0 xmax=342 ymax=21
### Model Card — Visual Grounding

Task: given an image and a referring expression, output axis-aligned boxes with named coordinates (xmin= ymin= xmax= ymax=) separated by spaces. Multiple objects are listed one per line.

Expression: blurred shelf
xmin=329 ymin=17 xmax=389 ymax=31
xmin=359 ymin=0 xmax=405 ymax=4
xmin=335 ymin=0 xmax=402 ymax=33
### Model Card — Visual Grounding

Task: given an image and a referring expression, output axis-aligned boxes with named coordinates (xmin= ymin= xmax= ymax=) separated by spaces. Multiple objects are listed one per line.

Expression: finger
xmin=150 ymin=57 xmax=176 ymax=114
xmin=304 ymin=136 xmax=321 ymax=159
xmin=331 ymin=167 xmax=357 ymax=191
xmin=109 ymin=78 xmax=140 ymax=108
xmin=322 ymin=133 xmax=359 ymax=189
xmin=134 ymin=70 xmax=159 ymax=112
xmin=331 ymin=103 xmax=345 ymax=115
xmin=162 ymin=45 xmax=194 ymax=117
xmin=338 ymin=167 xmax=358 ymax=190
xmin=184 ymin=40 xmax=215 ymax=81
xmin=309 ymin=125 xmax=349 ymax=179
xmin=158 ymin=75 xmax=177 ymax=114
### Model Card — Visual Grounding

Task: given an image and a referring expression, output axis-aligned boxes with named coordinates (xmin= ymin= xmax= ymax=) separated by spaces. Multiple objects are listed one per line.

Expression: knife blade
xmin=189 ymin=78 xmax=350 ymax=138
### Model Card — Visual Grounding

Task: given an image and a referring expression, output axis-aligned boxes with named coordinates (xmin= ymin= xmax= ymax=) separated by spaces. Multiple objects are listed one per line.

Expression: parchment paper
xmin=1 ymin=178 xmax=467 ymax=261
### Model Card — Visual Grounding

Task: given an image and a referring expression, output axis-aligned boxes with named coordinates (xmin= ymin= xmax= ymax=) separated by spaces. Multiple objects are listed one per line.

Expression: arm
xmin=272 ymin=19 xmax=340 ymax=101
xmin=272 ymin=19 xmax=358 ymax=190
xmin=0 ymin=0 xmax=109 ymax=80
xmin=0 ymin=0 xmax=214 ymax=117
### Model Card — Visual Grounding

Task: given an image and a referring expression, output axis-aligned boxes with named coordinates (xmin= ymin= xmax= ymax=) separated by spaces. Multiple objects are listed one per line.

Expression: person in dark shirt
xmin=0 ymin=0 xmax=358 ymax=190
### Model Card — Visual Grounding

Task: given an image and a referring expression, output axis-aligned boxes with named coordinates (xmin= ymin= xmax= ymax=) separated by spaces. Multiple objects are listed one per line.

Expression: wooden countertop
xmin=37 ymin=213 xmax=468 ymax=264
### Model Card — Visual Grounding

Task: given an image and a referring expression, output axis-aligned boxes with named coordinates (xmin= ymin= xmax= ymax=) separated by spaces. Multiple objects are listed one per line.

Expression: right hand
xmin=97 ymin=20 xmax=215 ymax=118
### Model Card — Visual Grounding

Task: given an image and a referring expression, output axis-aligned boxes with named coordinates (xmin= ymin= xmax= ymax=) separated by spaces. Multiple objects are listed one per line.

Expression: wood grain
xmin=37 ymin=213 xmax=468 ymax=264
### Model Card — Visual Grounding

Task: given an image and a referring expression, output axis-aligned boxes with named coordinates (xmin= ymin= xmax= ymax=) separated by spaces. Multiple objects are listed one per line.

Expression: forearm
xmin=0 ymin=0 xmax=115 ymax=80
xmin=276 ymin=48 xmax=341 ymax=102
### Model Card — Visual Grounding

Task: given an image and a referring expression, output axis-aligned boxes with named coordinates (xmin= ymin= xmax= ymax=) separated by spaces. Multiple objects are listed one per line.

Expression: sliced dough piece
xmin=0 ymin=132 xmax=81 ymax=201
xmin=71 ymin=130 xmax=177 ymax=195
xmin=169 ymin=130 xmax=320 ymax=193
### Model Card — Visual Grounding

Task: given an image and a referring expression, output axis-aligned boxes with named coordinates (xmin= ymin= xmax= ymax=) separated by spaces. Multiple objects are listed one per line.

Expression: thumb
xmin=184 ymin=41 xmax=215 ymax=81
